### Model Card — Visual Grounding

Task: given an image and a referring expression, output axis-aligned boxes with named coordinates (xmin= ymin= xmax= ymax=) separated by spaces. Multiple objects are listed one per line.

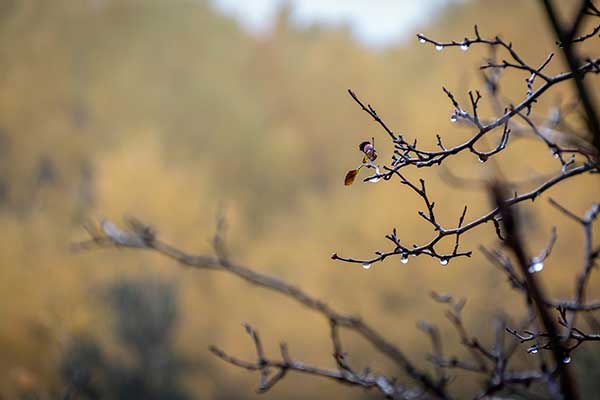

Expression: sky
xmin=211 ymin=0 xmax=463 ymax=47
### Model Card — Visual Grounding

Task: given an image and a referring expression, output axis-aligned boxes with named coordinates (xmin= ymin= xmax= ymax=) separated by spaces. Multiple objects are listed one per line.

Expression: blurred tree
xmin=61 ymin=278 xmax=189 ymax=400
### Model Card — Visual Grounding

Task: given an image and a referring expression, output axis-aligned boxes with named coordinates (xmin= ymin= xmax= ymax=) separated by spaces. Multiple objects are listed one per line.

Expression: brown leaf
xmin=344 ymin=169 xmax=359 ymax=185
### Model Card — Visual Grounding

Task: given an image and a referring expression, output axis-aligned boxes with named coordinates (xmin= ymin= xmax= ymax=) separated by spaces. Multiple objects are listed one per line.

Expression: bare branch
xmin=77 ymin=218 xmax=449 ymax=399
xmin=334 ymin=162 xmax=595 ymax=267
xmin=491 ymin=182 xmax=579 ymax=400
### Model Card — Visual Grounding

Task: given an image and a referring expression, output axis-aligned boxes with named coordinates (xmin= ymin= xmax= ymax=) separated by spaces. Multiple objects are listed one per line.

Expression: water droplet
xmin=439 ymin=258 xmax=449 ymax=266
xmin=362 ymin=263 xmax=372 ymax=270
xmin=435 ymin=45 xmax=444 ymax=51
xmin=400 ymin=254 xmax=409 ymax=264
xmin=367 ymin=166 xmax=382 ymax=183
xmin=419 ymin=37 xmax=426 ymax=44
xmin=527 ymin=345 xmax=539 ymax=354
xmin=460 ymin=43 xmax=469 ymax=51
xmin=478 ymin=155 xmax=488 ymax=163
xmin=563 ymin=355 xmax=571 ymax=364
xmin=450 ymin=114 xmax=457 ymax=123
xmin=528 ymin=258 xmax=544 ymax=273
xmin=553 ymin=152 xmax=560 ymax=159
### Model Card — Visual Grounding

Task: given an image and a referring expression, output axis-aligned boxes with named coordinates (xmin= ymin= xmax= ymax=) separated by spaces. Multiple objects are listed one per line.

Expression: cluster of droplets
xmin=527 ymin=345 xmax=571 ymax=363
xmin=364 ymin=254 xmax=449 ymax=268
xmin=417 ymin=35 xmax=469 ymax=52
xmin=528 ymin=257 xmax=544 ymax=273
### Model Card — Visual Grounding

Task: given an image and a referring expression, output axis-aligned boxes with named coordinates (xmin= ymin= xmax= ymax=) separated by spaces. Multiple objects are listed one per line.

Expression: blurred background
xmin=0 ymin=0 xmax=599 ymax=398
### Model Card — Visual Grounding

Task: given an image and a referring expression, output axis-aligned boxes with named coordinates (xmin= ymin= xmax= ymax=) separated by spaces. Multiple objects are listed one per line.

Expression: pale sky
xmin=211 ymin=0 xmax=464 ymax=47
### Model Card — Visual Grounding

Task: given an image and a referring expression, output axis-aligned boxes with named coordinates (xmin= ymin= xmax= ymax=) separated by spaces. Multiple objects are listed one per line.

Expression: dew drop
xmin=450 ymin=114 xmax=458 ymax=123
xmin=563 ymin=355 xmax=571 ymax=364
xmin=400 ymin=254 xmax=409 ymax=264
xmin=528 ymin=258 xmax=544 ymax=273
xmin=368 ymin=166 xmax=382 ymax=183
xmin=439 ymin=258 xmax=449 ymax=266
xmin=419 ymin=37 xmax=426 ymax=44
xmin=362 ymin=263 xmax=372 ymax=270
xmin=435 ymin=45 xmax=444 ymax=51
xmin=460 ymin=43 xmax=469 ymax=51
xmin=527 ymin=345 xmax=539 ymax=354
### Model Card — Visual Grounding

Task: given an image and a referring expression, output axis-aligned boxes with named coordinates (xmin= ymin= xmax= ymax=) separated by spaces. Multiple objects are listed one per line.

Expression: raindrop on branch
xmin=563 ymin=355 xmax=571 ymax=364
xmin=362 ymin=263 xmax=372 ymax=270
xmin=478 ymin=154 xmax=488 ymax=163
xmin=400 ymin=254 xmax=409 ymax=264
xmin=528 ymin=258 xmax=544 ymax=273
xmin=435 ymin=45 xmax=444 ymax=51
xmin=460 ymin=44 xmax=469 ymax=51
xmin=527 ymin=345 xmax=539 ymax=354
xmin=450 ymin=114 xmax=458 ymax=123
xmin=367 ymin=165 xmax=382 ymax=183
xmin=439 ymin=258 xmax=449 ymax=266
xmin=419 ymin=37 xmax=426 ymax=44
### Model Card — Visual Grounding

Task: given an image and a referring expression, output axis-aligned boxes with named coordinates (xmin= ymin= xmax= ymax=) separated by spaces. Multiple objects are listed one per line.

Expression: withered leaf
xmin=344 ymin=169 xmax=359 ymax=186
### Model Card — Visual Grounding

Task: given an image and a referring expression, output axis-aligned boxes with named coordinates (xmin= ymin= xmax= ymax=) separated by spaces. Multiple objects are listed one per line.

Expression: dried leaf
xmin=344 ymin=169 xmax=359 ymax=186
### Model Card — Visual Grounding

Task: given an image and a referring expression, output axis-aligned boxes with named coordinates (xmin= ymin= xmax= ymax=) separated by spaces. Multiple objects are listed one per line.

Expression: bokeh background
xmin=1 ymin=0 xmax=599 ymax=398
